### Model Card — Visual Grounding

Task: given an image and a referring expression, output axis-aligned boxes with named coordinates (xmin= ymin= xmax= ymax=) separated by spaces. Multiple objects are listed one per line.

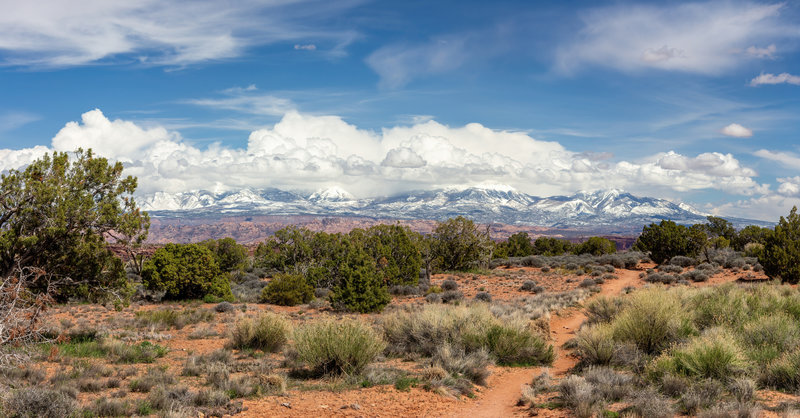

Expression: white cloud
xmin=0 ymin=111 xmax=40 ymax=132
xmin=183 ymin=87 xmax=296 ymax=116
xmin=556 ymin=2 xmax=791 ymax=74
xmin=754 ymin=149 xmax=800 ymax=169
xmin=0 ymin=109 xmax=770 ymax=202
xmin=749 ymin=72 xmax=800 ymax=86
xmin=366 ymin=36 xmax=468 ymax=88
xmin=744 ymin=44 xmax=776 ymax=58
xmin=0 ymin=0 xmax=359 ymax=67
xmin=720 ymin=123 xmax=753 ymax=138
xmin=294 ymin=44 xmax=317 ymax=51
xmin=52 ymin=109 xmax=177 ymax=161
xmin=777 ymin=176 xmax=800 ymax=197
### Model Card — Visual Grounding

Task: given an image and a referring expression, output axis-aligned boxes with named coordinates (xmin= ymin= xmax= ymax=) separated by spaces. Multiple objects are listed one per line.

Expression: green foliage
xmin=0 ymin=149 xmax=148 ymax=303
xmin=294 ymin=318 xmax=386 ymax=375
xmin=634 ymin=220 xmax=707 ymax=264
xmin=329 ymin=239 xmax=391 ymax=313
xmin=533 ymin=236 xmax=574 ymax=256
xmin=432 ymin=216 xmax=494 ymax=271
xmin=228 ymin=312 xmax=290 ymax=352
xmin=653 ymin=329 xmax=746 ymax=380
xmin=260 ymin=273 xmax=313 ymax=306
xmin=734 ymin=225 xmax=771 ymax=251
xmin=351 ymin=224 xmax=422 ymax=286
xmin=141 ymin=243 xmax=232 ymax=301
xmin=573 ymin=237 xmax=617 ymax=256
xmin=761 ymin=206 xmax=800 ymax=284
xmin=494 ymin=232 xmax=534 ymax=258
xmin=199 ymin=237 xmax=248 ymax=272
xmin=481 ymin=325 xmax=554 ymax=366
xmin=763 ymin=348 xmax=800 ymax=390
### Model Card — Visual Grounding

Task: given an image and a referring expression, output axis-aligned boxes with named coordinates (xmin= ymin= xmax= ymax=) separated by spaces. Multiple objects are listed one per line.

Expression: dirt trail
xmin=449 ymin=269 xmax=643 ymax=417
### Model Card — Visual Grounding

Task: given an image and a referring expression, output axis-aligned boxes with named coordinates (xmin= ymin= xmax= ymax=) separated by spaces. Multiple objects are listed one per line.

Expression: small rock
xmin=281 ymin=402 xmax=292 ymax=409
xmin=351 ymin=403 xmax=361 ymax=410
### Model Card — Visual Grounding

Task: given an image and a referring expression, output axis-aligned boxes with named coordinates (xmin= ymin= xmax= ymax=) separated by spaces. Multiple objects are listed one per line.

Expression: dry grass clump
xmin=227 ymin=312 xmax=290 ymax=352
xmin=2 ymin=387 xmax=78 ymax=418
xmin=134 ymin=308 xmax=214 ymax=330
xmin=382 ymin=303 xmax=553 ymax=366
xmin=294 ymin=318 xmax=386 ymax=376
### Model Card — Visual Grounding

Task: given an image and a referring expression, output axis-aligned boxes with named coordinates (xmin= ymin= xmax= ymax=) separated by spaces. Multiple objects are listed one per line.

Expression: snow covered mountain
xmin=139 ymin=186 xmax=766 ymax=228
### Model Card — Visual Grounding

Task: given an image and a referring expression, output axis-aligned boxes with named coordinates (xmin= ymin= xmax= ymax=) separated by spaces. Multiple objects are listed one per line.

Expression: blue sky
xmin=0 ymin=0 xmax=799 ymax=221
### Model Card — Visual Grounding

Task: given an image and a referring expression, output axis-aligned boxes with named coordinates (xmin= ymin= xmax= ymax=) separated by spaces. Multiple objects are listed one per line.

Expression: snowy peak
xmin=309 ymin=186 xmax=355 ymax=202
xmin=139 ymin=187 xmax=758 ymax=229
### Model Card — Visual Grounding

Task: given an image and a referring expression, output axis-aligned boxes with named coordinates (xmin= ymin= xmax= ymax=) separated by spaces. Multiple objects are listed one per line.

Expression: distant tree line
xmin=493 ymin=233 xmax=617 ymax=258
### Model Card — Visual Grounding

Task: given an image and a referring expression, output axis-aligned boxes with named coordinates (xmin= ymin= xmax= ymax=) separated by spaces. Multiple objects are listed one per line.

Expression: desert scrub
xmin=56 ymin=339 xmax=168 ymax=363
xmin=382 ymin=303 xmax=553 ymax=366
xmin=649 ymin=329 xmax=747 ymax=381
xmin=762 ymin=347 xmax=800 ymax=390
xmin=228 ymin=312 xmax=290 ymax=352
xmin=260 ymin=273 xmax=313 ymax=306
xmin=3 ymin=387 xmax=78 ymax=418
xmin=575 ymin=325 xmax=615 ymax=367
xmin=135 ymin=308 xmax=214 ymax=330
xmin=584 ymin=295 xmax=625 ymax=325
xmin=293 ymin=318 xmax=386 ymax=375
xmin=611 ymin=289 xmax=692 ymax=355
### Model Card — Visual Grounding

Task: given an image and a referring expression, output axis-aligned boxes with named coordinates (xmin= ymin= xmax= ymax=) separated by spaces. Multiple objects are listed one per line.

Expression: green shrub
xmin=661 ymin=329 xmax=746 ymax=380
xmin=634 ymin=220 xmax=706 ymax=264
xmin=611 ymin=289 xmax=692 ymax=355
xmin=573 ymin=237 xmax=617 ymax=256
xmin=576 ymin=325 xmax=616 ymax=366
xmin=228 ymin=312 xmax=290 ymax=352
xmin=329 ymin=255 xmax=391 ymax=313
xmin=761 ymin=206 xmax=800 ymax=284
xmin=584 ymin=296 xmax=625 ymax=324
xmin=762 ymin=347 xmax=800 ymax=390
xmin=294 ymin=318 xmax=386 ymax=375
xmin=142 ymin=243 xmax=233 ymax=301
xmin=481 ymin=325 xmax=553 ymax=366
xmin=741 ymin=313 xmax=800 ymax=364
xmin=260 ymin=273 xmax=313 ymax=306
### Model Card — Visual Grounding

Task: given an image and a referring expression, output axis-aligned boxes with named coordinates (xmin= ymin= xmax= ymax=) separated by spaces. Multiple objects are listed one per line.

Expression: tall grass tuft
xmin=228 ymin=312 xmax=290 ymax=352
xmin=294 ymin=318 xmax=386 ymax=375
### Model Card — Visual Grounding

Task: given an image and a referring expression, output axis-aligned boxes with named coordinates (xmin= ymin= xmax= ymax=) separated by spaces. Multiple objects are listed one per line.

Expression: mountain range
xmin=140 ymin=186 xmax=771 ymax=230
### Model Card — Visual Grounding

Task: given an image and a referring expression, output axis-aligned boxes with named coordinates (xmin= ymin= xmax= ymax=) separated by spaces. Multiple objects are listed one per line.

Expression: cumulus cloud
xmin=749 ymin=72 xmax=800 ymax=86
xmin=0 ymin=109 xmax=770 ymax=201
xmin=777 ymin=176 xmax=800 ymax=197
xmin=556 ymin=2 xmax=792 ymax=74
xmin=0 ymin=0 xmax=358 ymax=67
xmin=720 ymin=123 xmax=753 ymax=138
xmin=52 ymin=109 xmax=177 ymax=160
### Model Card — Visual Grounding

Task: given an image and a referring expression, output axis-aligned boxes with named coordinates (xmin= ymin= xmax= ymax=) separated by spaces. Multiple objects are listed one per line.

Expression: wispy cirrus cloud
xmin=754 ymin=149 xmax=800 ymax=168
xmin=555 ymin=1 xmax=794 ymax=74
xmin=182 ymin=85 xmax=296 ymax=116
xmin=750 ymin=72 xmax=800 ymax=86
xmin=366 ymin=36 xmax=469 ymax=88
xmin=0 ymin=0 xmax=362 ymax=68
